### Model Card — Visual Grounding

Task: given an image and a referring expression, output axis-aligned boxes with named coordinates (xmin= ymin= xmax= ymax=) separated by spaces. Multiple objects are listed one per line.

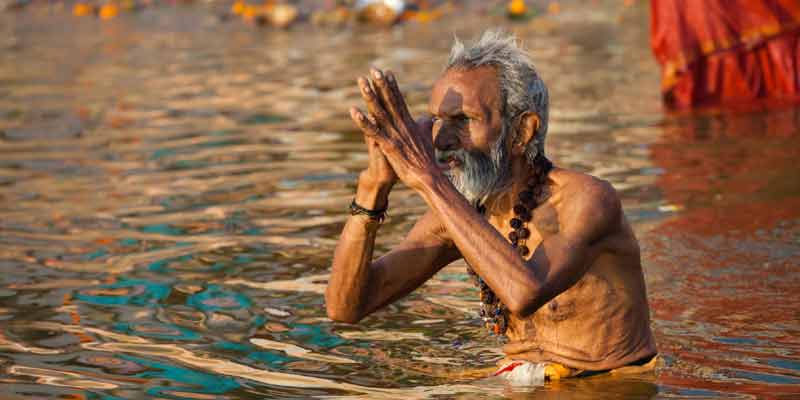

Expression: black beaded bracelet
xmin=349 ymin=199 xmax=387 ymax=222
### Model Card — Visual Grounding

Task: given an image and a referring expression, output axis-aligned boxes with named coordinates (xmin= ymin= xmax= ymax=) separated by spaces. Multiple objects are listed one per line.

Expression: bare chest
xmin=488 ymin=201 xmax=561 ymax=248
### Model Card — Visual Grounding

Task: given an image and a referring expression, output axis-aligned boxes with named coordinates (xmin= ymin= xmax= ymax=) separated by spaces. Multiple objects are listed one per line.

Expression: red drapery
xmin=651 ymin=0 xmax=800 ymax=108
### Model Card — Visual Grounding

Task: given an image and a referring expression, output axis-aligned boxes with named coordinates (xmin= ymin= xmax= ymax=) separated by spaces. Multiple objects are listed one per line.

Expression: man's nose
xmin=433 ymin=125 xmax=460 ymax=152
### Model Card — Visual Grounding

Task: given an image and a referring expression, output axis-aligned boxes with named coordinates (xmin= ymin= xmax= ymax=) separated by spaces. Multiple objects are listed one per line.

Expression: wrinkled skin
xmin=326 ymin=66 xmax=657 ymax=372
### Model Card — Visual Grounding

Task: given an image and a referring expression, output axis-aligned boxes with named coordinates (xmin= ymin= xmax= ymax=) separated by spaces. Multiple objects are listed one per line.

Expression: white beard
xmin=438 ymin=138 xmax=509 ymax=206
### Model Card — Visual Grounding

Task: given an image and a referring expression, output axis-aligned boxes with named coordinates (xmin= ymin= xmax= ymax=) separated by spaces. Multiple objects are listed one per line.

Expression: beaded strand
xmin=467 ymin=156 xmax=553 ymax=335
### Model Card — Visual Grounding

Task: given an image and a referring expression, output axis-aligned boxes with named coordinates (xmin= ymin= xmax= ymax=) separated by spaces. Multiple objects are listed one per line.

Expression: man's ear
xmin=512 ymin=112 xmax=540 ymax=156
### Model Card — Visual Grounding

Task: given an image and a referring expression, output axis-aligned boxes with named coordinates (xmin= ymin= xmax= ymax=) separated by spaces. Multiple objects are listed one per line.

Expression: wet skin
xmin=326 ymin=66 xmax=657 ymax=371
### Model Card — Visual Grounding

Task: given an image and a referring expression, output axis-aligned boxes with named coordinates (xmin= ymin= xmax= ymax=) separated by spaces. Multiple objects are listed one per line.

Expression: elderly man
xmin=325 ymin=31 xmax=657 ymax=383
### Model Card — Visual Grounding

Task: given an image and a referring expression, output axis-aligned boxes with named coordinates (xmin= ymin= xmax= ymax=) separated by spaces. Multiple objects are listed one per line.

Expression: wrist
xmin=358 ymin=170 xmax=395 ymax=190
xmin=414 ymin=169 xmax=447 ymax=196
xmin=356 ymin=172 xmax=393 ymax=210
xmin=417 ymin=171 xmax=453 ymax=205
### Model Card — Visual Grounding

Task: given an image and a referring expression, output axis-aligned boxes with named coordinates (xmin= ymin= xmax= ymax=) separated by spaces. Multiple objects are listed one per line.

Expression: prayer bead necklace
xmin=467 ymin=155 xmax=553 ymax=336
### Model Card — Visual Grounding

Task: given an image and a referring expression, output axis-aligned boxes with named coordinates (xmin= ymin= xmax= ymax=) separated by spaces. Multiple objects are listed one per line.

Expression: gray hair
xmin=445 ymin=29 xmax=549 ymax=165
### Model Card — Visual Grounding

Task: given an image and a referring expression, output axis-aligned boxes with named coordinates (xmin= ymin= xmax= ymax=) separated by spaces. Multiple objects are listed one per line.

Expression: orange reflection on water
xmin=646 ymin=104 xmax=800 ymax=399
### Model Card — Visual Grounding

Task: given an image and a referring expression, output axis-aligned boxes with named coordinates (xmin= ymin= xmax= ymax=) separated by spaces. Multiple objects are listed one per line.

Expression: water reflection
xmin=645 ymin=105 xmax=800 ymax=399
xmin=1 ymin=1 xmax=799 ymax=399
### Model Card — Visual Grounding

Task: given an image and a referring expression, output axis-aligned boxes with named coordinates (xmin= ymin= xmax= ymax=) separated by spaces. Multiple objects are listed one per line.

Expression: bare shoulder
xmin=549 ymin=169 xmax=622 ymax=243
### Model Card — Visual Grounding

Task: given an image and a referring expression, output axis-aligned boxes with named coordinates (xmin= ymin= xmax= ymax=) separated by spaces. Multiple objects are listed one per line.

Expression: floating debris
xmin=268 ymin=3 xmax=298 ymax=29
xmin=355 ymin=0 xmax=405 ymax=26
xmin=40 ymin=0 xmax=453 ymax=28
xmin=658 ymin=204 xmax=684 ymax=213
xmin=237 ymin=1 xmax=298 ymax=28
xmin=264 ymin=307 xmax=291 ymax=317
xmin=398 ymin=0 xmax=452 ymax=24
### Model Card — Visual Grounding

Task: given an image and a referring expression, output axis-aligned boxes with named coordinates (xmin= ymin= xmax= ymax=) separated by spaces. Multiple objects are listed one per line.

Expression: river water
xmin=1 ymin=2 xmax=799 ymax=399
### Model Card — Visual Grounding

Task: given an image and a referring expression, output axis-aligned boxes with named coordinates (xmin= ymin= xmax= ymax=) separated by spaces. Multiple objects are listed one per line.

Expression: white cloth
xmin=354 ymin=0 xmax=405 ymax=12
xmin=494 ymin=361 xmax=546 ymax=386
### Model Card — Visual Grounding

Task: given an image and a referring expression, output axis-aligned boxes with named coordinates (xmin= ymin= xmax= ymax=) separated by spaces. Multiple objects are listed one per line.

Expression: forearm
xmin=325 ymin=175 xmax=391 ymax=323
xmin=419 ymin=176 xmax=542 ymax=314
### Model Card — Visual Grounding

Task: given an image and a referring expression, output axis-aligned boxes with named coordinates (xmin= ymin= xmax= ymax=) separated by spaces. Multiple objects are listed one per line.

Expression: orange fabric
xmin=651 ymin=0 xmax=800 ymax=108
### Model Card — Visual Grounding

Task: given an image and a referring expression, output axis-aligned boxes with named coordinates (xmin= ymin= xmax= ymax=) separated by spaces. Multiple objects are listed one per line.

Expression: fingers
xmin=369 ymin=68 xmax=414 ymax=126
xmin=357 ymin=76 xmax=392 ymax=127
xmin=384 ymin=70 xmax=415 ymax=125
xmin=368 ymin=68 xmax=391 ymax=116
xmin=349 ymin=106 xmax=383 ymax=140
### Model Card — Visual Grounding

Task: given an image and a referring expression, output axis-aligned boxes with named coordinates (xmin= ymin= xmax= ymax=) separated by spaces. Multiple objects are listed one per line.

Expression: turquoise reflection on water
xmin=731 ymin=370 xmax=800 ymax=385
xmin=75 ymin=279 xmax=171 ymax=307
xmin=187 ymin=285 xmax=252 ymax=311
xmin=287 ymin=323 xmax=347 ymax=349
xmin=235 ymin=254 xmax=254 ymax=263
xmin=214 ymin=340 xmax=251 ymax=352
xmin=118 ymin=238 xmax=140 ymax=246
xmin=768 ymin=359 xmax=800 ymax=372
xmin=214 ymin=335 xmax=318 ymax=368
xmin=148 ymin=256 xmax=192 ymax=273
xmin=246 ymin=350 xmax=295 ymax=367
xmin=83 ymin=248 xmax=109 ymax=261
xmin=150 ymin=148 xmax=176 ymax=160
xmin=123 ymin=355 xmax=242 ymax=398
xmin=712 ymin=337 xmax=760 ymax=345
xmin=141 ymin=223 xmax=185 ymax=236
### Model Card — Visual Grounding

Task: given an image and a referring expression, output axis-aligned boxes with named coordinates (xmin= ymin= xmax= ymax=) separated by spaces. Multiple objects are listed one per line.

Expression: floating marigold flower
xmin=241 ymin=4 xmax=257 ymax=19
xmin=241 ymin=4 xmax=268 ymax=25
xmin=72 ymin=2 xmax=95 ymax=16
xmin=98 ymin=2 xmax=119 ymax=19
xmin=231 ymin=0 xmax=245 ymax=15
xmin=507 ymin=0 xmax=527 ymax=18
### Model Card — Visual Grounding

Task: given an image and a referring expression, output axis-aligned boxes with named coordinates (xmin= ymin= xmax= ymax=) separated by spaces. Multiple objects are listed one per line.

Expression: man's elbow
xmin=505 ymin=291 xmax=543 ymax=319
xmin=325 ymin=303 xmax=364 ymax=324
xmin=506 ymin=301 xmax=536 ymax=319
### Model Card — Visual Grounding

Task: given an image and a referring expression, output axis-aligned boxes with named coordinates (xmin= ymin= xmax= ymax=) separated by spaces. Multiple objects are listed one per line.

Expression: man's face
xmin=429 ymin=66 xmax=508 ymax=205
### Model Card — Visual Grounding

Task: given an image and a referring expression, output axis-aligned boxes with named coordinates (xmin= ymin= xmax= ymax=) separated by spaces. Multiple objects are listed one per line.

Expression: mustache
xmin=434 ymin=144 xmax=508 ymax=205
xmin=435 ymin=149 xmax=466 ymax=164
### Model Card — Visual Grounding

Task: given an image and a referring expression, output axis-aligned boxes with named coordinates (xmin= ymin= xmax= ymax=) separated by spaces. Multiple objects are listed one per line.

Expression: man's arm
xmin=419 ymin=176 xmax=621 ymax=318
xmin=325 ymin=75 xmax=461 ymax=323
xmin=325 ymin=203 xmax=460 ymax=323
